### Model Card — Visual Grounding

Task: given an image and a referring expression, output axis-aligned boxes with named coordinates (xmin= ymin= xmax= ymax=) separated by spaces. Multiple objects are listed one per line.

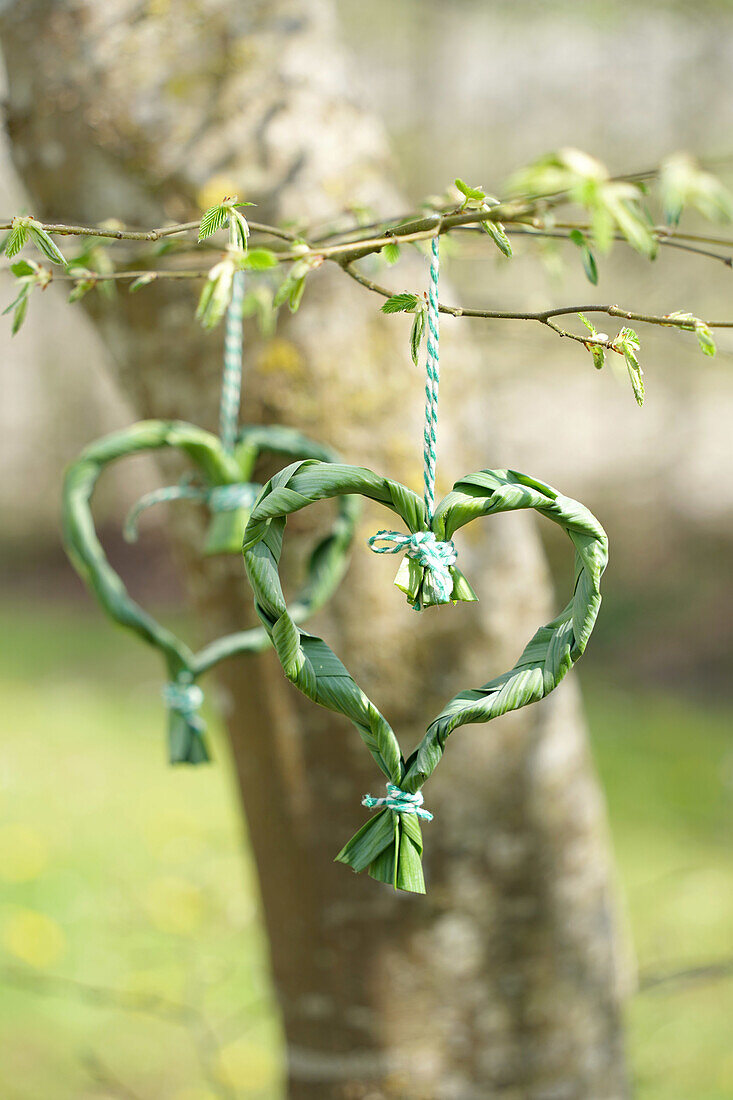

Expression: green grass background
xmin=0 ymin=604 xmax=731 ymax=1099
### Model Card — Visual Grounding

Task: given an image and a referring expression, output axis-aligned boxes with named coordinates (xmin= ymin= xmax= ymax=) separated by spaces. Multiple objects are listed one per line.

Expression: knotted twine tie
xmin=161 ymin=678 xmax=207 ymax=763
xmin=368 ymin=235 xmax=456 ymax=608
xmin=362 ymin=783 xmax=433 ymax=822
xmin=367 ymin=528 xmax=457 ymax=605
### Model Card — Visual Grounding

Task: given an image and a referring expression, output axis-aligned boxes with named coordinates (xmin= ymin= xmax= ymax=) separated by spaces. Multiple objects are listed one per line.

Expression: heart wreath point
xmin=243 ymin=460 xmax=608 ymax=894
xmin=62 ymin=420 xmax=359 ymax=764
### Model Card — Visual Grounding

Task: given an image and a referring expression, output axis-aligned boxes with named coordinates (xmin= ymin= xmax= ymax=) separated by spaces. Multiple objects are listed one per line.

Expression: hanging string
xmin=422 ymin=235 xmax=441 ymax=522
xmin=219 ymin=267 xmax=245 ymax=453
xmin=367 ymin=233 xmax=457 ymax=609
xmin=123 ymin=233 xmax=250 ymax=536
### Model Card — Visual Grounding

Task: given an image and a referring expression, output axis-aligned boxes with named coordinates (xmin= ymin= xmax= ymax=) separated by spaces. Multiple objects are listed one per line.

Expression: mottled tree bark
xmin=0 ymin=2 xmax=629 ymax=1096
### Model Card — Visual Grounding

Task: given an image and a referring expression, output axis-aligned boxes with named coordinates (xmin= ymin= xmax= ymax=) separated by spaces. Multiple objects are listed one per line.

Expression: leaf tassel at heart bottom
xmin=335 ymin=809 xmax=426 ymax=894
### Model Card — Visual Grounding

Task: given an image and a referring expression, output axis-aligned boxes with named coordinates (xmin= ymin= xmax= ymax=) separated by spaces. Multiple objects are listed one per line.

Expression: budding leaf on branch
xmin=66 ymin=267 xmax=97 ymax=303
xmin=3 ymin=258 xmax=51 ymax=334
xmin=129 ymin=272 xmax=157 ymax=293
xmin=577 ymin=312 xmax=606 ymax=369
xmin=666 ymin=311 xmax=717 ymax=357
xmin=659 ymin=153 xmax=733 ymax=226
xmin=481 ymin=217 xmax=513 ymax=257
xmin=4 ymin=216 xmax=66 ymax=265
xmin=27 ymin=223 xmax=67 ymax=265
xmin=410 ymin=305 xmax=427 ymax=366
xmin=242 ymin=248 xmax=279 ymax=271
xmin=4 ymin=219 xmax=28 ymax=259
xmin=383 ymin=241 xmax=401 ymax=265
xmin=569 ymin=229 xmax=598 ymax=285
xmin=612 ymin=327 xmax=644 ymax=406
xmin=196 ymin=258 xmax=236 ymax=330
xmin=198 ymin=198 xmax=255 ymax=244
xmin=273 ymin=257 xmax=312 ymax=314
xmin=380 ymin=292 xmax=419 ymax=314
xmin=455 ymin=178 xmax=486 ymax=203
xmin=508 ymin=149 xmax=656 ymax=258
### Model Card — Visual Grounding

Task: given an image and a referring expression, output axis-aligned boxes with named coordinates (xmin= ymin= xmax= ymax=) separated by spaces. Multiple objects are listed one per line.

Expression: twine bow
xmin=368 ymin=528 xmax=458 ymax=609
xmin=362 ymin=782 xmax=433 ymax=822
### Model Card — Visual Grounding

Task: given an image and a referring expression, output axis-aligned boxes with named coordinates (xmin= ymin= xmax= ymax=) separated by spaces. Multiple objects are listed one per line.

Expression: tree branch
xmin=340 ymin=262 xmax=733 ymax=346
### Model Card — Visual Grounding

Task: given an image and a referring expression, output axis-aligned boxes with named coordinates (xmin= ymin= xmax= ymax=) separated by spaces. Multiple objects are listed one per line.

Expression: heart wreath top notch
xmin=243 ymin=459 xmax=608 ymax=894
xmin=62 ymin=420 xmax=359 ymax=765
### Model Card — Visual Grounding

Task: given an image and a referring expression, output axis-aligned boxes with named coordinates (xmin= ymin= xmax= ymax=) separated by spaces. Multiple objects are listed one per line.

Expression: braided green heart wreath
xmin=62 ymin=421 xmax=359 ymax=764
xmin=243 ymin=460 xmax=608 ymax=893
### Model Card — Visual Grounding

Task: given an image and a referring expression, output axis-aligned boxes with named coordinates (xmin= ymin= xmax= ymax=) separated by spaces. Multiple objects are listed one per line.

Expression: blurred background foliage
xmin=0 ymin=0 xmax=732 ymax=1097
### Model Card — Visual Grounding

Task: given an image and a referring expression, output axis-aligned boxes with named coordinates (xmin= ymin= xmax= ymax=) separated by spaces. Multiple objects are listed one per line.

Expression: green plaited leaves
xmin=62 ymin=421 xmax=359 ymax=764
xmin=243 ymin=463 xmax=608 ymax=894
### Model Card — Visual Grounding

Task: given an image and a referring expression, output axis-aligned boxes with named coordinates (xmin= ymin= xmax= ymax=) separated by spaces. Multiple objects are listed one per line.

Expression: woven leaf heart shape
xmin=243 ymin=460 xmax=608 ymax=893
xmin=63 ymin=421 xmax=358 ymax=763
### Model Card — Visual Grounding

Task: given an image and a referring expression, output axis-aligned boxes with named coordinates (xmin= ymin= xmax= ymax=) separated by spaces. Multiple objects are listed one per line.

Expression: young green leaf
xmin=10 ymin=260 xmax=35 ymax=278
xmin=577 ymin=313 xmax=605 ymax=368
xmin=666 ymin=311 xmax=717 ymax=357
xmin=383 ymin=241 xmax=401 ymax=265
xmin=694 ymin=322 xmax=716 ymax=357
xmin=481 ymin=217 xmax=512 ymax=257
xmin=229 ymin=207 xmax=251 ymax=250
xmin=273 ymin=258 xmax=311 ymax=313
xmin=288 ymin=274 xmax=307 ymax=313
xmin=615 ymin=327 xmax=644 ymax=406
xmin=4 ymin=219 xmax=28 ymax=259
xmin=68 ymin=279 xmax=95 ymax=304
xmin=455 ymin=178 xmax=486 ymax=203
xmin=242 ymin=248 xmax=279 ymax=271
xmin=410 ymin=308 xmax=426 ymax=366
xmin=196 ymin=260 xmax=234 ymax=330
xmin=27 ymin=223 xmax=67 ymax=265
xmin=569 ymin=230 xmax=598 ymax=284
xmin=380 ymin=292 xmax=418 ymax=314
xmin=129 ymin=272 xmax=157 ymax=293
xmin=660 ymin=153 xmax=733 ymax=226
xmin=11 ymin=292 xmax=29 ymax=335
xmin=198 ymin=203 xmax=230 ymax=241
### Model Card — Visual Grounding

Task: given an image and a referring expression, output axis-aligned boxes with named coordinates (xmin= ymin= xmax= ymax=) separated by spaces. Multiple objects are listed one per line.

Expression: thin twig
xmin=640 ymin=957 xmax=733 ymax=992
xmin=1 ymin=964 xmax=239 ymax=1100
xmin=341 ymin=263 xmax=733 ymax=345
xmin=83 ymin=1052 xmax=146 ymax=1100
xmin=0 ymin=216 xmax=298 ymax=244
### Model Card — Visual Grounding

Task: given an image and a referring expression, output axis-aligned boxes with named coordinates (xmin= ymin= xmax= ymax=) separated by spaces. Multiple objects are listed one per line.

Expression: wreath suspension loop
xmin=220 ymin=267 xmax=246 ymax=454
xmin=423 ymin=235 xmax=441 ymax=522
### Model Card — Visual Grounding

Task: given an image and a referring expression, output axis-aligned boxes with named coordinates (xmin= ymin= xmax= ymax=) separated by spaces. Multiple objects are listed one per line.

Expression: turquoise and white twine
xmin=368 ymin=235 xmax=456 ymax=607
xmin=422 ymin=235 xmax=441 ymax=522
xmin=368 ymin=528 xmax=456 ymax=605
xmin=220 ymin=268 xmax=246 ymax=454
xmin=162 ymin=678 xmax=205 ymax=732
xmin=362 ymin=782 xmax=433 ymax=822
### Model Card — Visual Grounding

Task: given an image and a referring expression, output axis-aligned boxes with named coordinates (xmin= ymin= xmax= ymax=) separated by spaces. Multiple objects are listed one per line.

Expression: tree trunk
xmin=0 ymin=2 xmax=630 ymax=1096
